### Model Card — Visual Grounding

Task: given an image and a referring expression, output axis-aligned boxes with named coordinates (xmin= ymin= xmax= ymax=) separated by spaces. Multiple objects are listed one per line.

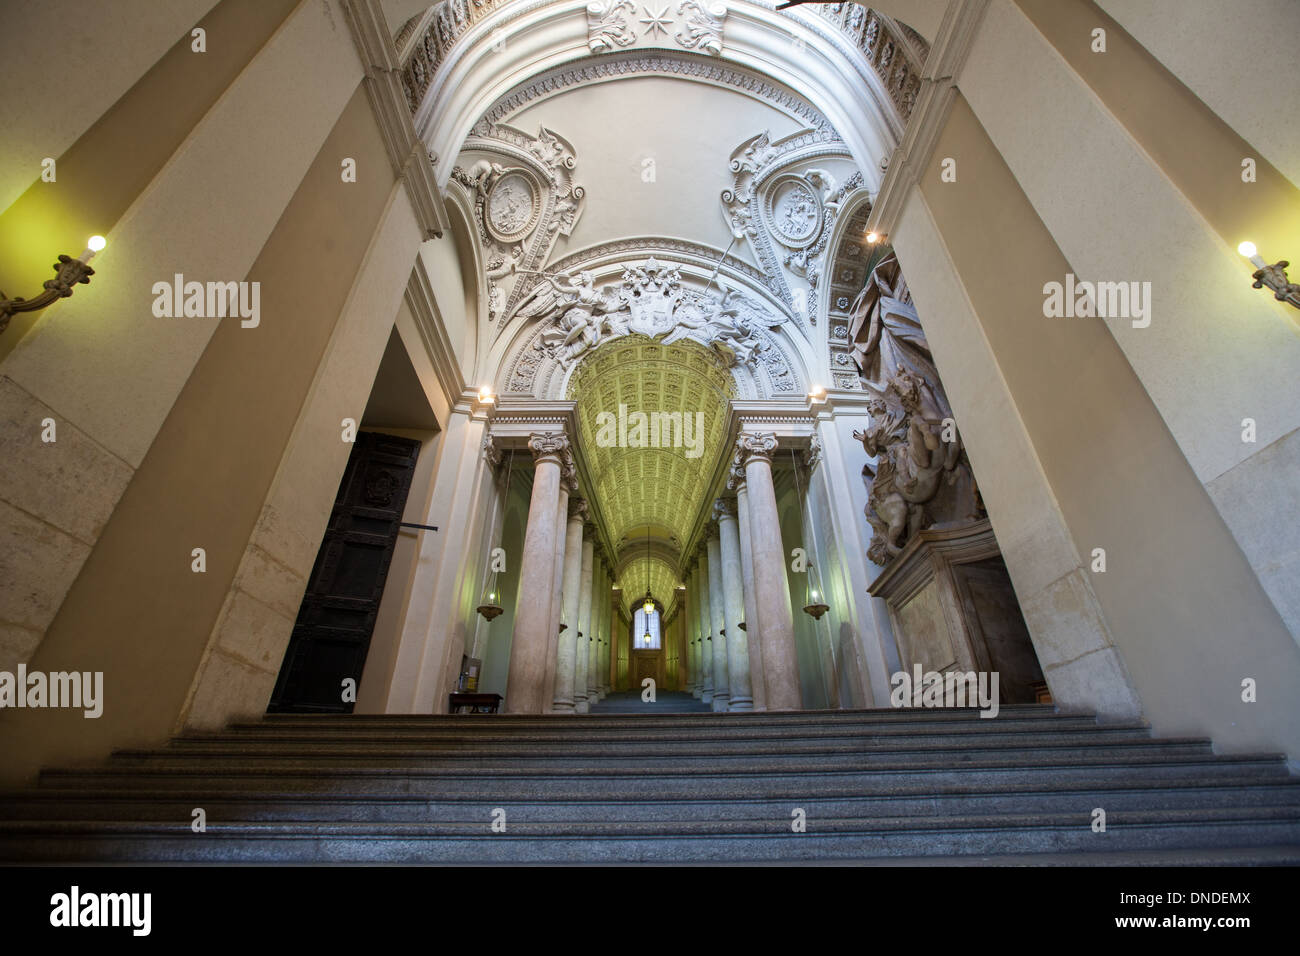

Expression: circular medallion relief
xmin=765 ymin=175 xmax=824 ymax=249
xmin=485 ymin=169 xmax=541 ymax=243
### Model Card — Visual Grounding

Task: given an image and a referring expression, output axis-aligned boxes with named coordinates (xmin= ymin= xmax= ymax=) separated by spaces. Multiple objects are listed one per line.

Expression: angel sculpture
xmin=513 ymin=271 xmax=622 ymax=367
xmin=672 ymin=279 xmax=765 ymax=367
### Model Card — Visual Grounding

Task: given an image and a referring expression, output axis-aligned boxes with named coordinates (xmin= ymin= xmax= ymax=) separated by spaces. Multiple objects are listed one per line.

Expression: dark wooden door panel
xmin=269 ymin=431 xmax=421 ymax=713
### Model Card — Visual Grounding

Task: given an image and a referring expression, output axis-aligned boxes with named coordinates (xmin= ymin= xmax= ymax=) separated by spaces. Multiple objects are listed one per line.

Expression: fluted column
xmin=552 ymin=498 xmax=587 ymax=713
xmin=737 ymin=432 xmax=801 ymax=711
xmin=574 ymin=534 xmax=595 ymax=713
xmin=715 ymin=499 xmax=752 ymax=711
xmin=695 ymin=555 xmax=713 ymax=705
xmin=730 ymin=458 xmax=766 ymax=711
xmin=706 ymin=530 xmax=729 ymax=711
xmin=506 ymin=432 xmax=570 ymax=714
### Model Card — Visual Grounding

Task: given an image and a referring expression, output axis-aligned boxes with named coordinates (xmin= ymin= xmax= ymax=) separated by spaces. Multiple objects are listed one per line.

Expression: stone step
xmin=243 ymin=704 xmax=1069 ymax=731
xmin=99 ymin=738 xmax=1216 ymax=773
xmin=35 ymin=753 xmax=1289 ymax=796
xmin=178 ymin=723 xmax=1144 ymax=749
xmin=5 ymin=779 xmax=1300 ymax=824
xmin=151 ymin=727 xmax=1166 ymax=757
xmin=2 ymin=809 xmax=1298 ymax=864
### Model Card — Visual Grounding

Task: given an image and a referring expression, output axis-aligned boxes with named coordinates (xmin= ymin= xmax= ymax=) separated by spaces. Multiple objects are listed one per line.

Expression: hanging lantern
xmin=477 ymin=447 xmax=511 ymax=621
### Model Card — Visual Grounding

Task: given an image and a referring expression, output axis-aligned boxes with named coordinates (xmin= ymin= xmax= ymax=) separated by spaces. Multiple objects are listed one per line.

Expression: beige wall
xmin=961 ymin=0 xmax=1300 ymax=639
xmin=0 ymin=0 xmax=224 ymax=215
xmin=900 ymin=91 xmax=1300 ymax=756
xmin=0 ymin=0 xmax=368 ymax=675
xmin=0 ymin=80 xmax=411 ymax=783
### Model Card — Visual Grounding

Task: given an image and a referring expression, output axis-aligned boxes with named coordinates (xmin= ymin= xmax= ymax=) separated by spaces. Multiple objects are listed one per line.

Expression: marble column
xmin=543 ymin=471 xmax=572 ymax=708
xmin=737 ymin=432 xmax=802 ymax=711
xmin=716 ymin=498 xmax=752 ymax=711
xmin=695 ymin=556 xmax=713 ymax=705
xmin=506 ymin=432 xmax=569 ymax=714
xmin=706 ymin=530 xmax=729 ymax=711
xmin=551 ymin=498 xmax=587 ymax=713
xmin=684 ymin=571 xmax=697 ymax=696
xmin=585 ymin=544 xmax=600 ymax=705
xmin=598 ymin=560 xmax=610 ymax=700
xmin=602 ymin=563 xmax=612 ymax=697
xmin=574 ymin=534 xmax=595 ymax=713
xmin=730 ymin=460 xmax=766 ymax=711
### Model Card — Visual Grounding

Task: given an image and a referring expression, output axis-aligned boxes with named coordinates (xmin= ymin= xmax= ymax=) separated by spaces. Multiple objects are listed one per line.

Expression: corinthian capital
xmin=735 ymin=431 xmax=778 ymax=465
xmin=712 ymin=498 xmax=737 ymax=522
xmin=725 ymin=449 xmax=747 ymax=492
xmin=528 ymin=431 xmax=570 ymax=460
xmin=482 ymin=434 xmax=502 ymax=469
xmin=568 ymin=497 xmax=588 ymax=522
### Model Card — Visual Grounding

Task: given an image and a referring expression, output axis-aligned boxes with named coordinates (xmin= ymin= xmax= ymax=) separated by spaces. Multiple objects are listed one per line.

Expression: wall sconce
xmin=808 ymin=384 xmax=827 ymax=405
xmin=866 ymin=231 xmax=882 ymax=244
xmin=477 ymin=385 xmax=496 ymax=405
xmin=1238 ymin=242 xmax=1300 ymax=310
xmin=0 ymin=236 xmax=106 ymax=336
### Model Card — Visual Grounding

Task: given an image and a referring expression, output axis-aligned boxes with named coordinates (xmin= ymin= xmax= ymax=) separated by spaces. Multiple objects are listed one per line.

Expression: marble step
xmin=3 ymin=809 xmax=1298 ymax=864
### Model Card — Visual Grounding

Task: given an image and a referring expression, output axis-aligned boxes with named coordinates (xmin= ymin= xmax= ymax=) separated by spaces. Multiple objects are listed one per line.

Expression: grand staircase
xmin=3 ymin=704 xmax=1299 ymax=864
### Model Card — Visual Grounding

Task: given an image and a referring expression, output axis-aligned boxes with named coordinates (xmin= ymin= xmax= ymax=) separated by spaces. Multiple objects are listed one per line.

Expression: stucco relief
xmin=452 ymin=125 xmax=586 ymax=325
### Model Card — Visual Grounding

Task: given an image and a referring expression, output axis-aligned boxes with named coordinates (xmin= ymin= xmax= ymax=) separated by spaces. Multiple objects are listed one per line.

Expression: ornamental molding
xmin=782 ymin=3 xmax=928 ymax=127
xmin=586 ymin=1 xmax=728 ymax=56
xmin=720 ymin=129 xmax=862 ymax=326
xmin=472 ymin=49 xmax=837 ymax=139
xmin=497 ymin=252 xmax=804 ymax=399
xmin=452 ymin=123 xmax=586 ymax=325
xmin=400 ymin=0 xmax=512 ymax=114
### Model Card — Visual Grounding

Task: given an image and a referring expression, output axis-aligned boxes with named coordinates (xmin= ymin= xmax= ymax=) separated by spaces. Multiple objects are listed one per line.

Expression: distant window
xmin=633 ymin=606 xmax=661 ymax=650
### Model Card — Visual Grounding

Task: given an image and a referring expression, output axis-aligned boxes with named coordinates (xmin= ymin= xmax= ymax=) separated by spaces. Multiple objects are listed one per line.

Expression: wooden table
xmin=448 ymin=693 xmax=503 ymax=714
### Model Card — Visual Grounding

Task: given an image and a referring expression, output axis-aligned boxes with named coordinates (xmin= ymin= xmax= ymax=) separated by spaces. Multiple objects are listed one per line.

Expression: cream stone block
xmin=1206 ymin=426 xmax=1300 ymax=639
xmin=0 ymin=377 xmax=134 ymax=545
xmin=214 ymin=589 xmax=298 ymax=672
xmin=183 ymin=649 xmax=279 ymax=731
xmin=1042 ymin=647 xmax=1143 ymax=722
xmin=245 ymin=502 xmax=325 ymax=590
xmin=0 ymin=499 xmax=91 ymax=634
xmin=233 ymin=545 xmax=310 ymax=624
xmin=0 ymin=622 xmax=42 ymax=672
xmin=1019 ymin=568 xmax=1116 ymax=671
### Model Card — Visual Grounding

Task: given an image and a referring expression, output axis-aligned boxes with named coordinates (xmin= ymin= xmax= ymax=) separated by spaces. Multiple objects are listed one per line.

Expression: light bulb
xmin=79 ymin=235 xmax=107 ymax=263
xmin=1238 ymin=241 xmax=1257 ymax=258
xmin=866 ymin=232 xmax=879 ymax=244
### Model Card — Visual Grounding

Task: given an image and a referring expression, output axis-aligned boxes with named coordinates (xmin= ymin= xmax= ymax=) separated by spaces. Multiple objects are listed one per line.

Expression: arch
xmin=414 ymin=0 xmax=903 ymax=193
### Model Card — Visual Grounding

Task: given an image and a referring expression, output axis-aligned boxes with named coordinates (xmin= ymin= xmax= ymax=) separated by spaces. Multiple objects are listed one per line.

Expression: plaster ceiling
xmin=506 ymin=74 xmax=805 ymax=271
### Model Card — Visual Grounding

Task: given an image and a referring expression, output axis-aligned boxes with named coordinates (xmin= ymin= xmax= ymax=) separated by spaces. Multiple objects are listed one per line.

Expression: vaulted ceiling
xmin=568 ymin=337 xmax=735 ymax=609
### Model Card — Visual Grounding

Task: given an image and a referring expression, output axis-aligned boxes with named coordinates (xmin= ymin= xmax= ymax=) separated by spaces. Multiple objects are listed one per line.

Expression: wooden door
xmin=268 ymin=431 xmax=421 ymax=713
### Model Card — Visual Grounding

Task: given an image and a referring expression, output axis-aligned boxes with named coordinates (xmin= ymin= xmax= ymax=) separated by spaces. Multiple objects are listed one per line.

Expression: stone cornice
xmin=342 ymin=0 xmax=448 ymax=239
xmin=403 ymin=261 xmax=468 ymax=411
xmin=866 ymin=0 xmax=990 ymax=239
